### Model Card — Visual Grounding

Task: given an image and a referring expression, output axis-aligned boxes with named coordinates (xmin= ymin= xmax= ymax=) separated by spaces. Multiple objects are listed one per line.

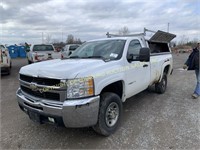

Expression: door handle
xmin=143 ymin=64 xmax=148 ymax=67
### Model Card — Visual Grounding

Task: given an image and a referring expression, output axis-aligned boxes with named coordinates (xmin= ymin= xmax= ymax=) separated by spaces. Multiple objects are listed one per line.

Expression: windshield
xmin=70 ymin=40 xmax=126 ymax=61
xmin=69 ymin=45 xmax=79 ymax=51
xmin=33 ymin=45 xmax=54 ymax=51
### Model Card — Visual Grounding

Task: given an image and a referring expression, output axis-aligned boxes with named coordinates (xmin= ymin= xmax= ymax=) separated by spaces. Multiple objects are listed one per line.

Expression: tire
xmin=155 ymin=73 xmax=167 ymax=94
xmin=93 ymin=92 xmax=123 ymax=136
xmin=28 ymin=60 xmax=32 ymax=64
xmin=7 ymin=67 xmax=11 ymax=75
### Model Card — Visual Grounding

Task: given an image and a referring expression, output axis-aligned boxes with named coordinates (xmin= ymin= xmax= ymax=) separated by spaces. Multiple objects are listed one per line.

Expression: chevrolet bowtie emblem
xmin=30 ymin=82 xmax=37 ymax=91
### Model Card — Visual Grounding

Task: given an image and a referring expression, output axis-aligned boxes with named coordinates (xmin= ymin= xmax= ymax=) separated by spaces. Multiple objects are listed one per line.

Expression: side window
xmin=127 ymin=40 xmax=142 ymax=60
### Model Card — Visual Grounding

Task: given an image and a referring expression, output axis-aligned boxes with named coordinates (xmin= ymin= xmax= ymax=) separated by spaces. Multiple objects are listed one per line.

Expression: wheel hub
xmin=105 ymin=102 xmax=119 ymax=127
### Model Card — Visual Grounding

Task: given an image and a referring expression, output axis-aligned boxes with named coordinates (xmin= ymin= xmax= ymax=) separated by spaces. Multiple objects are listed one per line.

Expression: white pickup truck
xmin=62 ymin=44 xmax=80 ymax=58
xmin=0 ymin=44 xmax=12 ymax=75
xmin=16 ymin=29 xmax=176 ymax=136
xmin=26 ymin=44 xmax=63 ymax=64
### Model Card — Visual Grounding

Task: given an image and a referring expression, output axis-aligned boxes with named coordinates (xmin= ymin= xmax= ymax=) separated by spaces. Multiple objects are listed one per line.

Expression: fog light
xmin=48 ymin=117 xmax=55 ymax=123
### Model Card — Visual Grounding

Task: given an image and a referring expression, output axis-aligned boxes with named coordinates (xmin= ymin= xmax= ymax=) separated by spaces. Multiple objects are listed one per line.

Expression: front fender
xmin=94 ymin=72 xmax=125 ymax=98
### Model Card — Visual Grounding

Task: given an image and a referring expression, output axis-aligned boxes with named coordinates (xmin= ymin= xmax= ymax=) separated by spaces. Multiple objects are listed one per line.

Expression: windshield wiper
xmin=87 ymin=56 xmax=104 ymax=59
xmin=82 ymin=56 xmax=107 ymax=61
xmin=62 ymin=55 xmax=80 ymax=59
xmin=67 ymin=55 xmax=109 ymax=62
xmin=68 ymin=56 xmax=80 ymax=58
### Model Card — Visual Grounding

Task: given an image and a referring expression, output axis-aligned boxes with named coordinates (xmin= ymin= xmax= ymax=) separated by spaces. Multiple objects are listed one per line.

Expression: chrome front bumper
xmin=16 ymin=88 xmax=100 ymax=128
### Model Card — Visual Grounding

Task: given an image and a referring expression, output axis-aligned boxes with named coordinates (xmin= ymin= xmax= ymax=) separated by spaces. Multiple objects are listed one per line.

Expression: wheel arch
xmin=100 ymin=80 xmax=125 ymax=102
xmin=159 ymin=63 xmax=171 ymax=82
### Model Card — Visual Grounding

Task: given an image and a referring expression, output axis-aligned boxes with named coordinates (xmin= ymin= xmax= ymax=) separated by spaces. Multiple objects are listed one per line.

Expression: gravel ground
xmin=1 ymin=53 xmax=200 ymax=149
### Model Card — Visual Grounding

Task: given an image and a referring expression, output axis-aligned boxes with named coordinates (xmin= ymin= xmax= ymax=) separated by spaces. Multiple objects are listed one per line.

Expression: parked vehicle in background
xmin=0 ymin=44 xmax=12 ymax=74
xmin=26 ymin=44 xmax=63 ymax=64
xmin=62 ymin=44 xmax=80 ymax=58
xmin=16 ymin=29 xmax=176 ymax=136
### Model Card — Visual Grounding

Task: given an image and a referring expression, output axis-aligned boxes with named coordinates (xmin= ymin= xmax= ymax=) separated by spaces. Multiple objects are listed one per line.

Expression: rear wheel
xmin=28 ymin=60 xmax=32 ymax=64
xmin=7 ymin=67 xmax=11 ymax=75
xmin=93 ymin=92 xmax=122 ymax=136
xmin=155 ymin=73 xmax=167 ymax=94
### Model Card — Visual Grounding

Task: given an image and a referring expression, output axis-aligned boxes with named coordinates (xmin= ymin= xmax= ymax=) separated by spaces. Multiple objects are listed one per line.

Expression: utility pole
xmin=167 ymin=23 xmax=170 ymax=32
xmin=62 ymin=32 xmax=63 ymax=43
xmin=42 ymin=32 xmax=44 ymax=44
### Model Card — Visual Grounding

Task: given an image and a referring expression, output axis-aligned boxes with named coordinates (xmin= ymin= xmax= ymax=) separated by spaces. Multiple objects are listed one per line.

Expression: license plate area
xmin=19 ymin=103 xmax=64 ymax=126
xmin=48 ymin=53 xmax=52 ymax=59
xmin=28 ymin=110 xmax=58 ymax=125
xmin=29 ymin=111 xmax=41 ymax=123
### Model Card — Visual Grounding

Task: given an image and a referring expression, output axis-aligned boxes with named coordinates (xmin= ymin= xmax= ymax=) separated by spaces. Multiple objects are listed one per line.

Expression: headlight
xmin=67 ymin=77 xmax=94 ymax=99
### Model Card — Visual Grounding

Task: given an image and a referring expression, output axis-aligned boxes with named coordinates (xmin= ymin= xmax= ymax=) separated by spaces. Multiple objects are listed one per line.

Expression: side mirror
xmin=25 ymin=48 xmax=30 ymax=52
xmin=127 ymin=53 xmax=134 ymax=62
xmin=139 ymin=48 xmax=150 ymax=62
xmin=68 ymin=51 xmax=72 ymax=56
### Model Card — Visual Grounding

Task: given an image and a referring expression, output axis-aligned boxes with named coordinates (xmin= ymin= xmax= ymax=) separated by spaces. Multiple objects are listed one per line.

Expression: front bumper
xmin=16 ymin=88 xmax=100 ymax=128
xmin=1 ymin=65 xmax=10 ymax=74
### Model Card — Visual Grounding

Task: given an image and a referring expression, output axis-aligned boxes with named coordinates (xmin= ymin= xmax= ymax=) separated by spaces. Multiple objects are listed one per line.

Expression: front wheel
xmin=7 ymin=67 xmax=11 ymax=75
xmin=155 ymin=73 xmax=167 ymax=94
xmin=93 ymin=92 xmax=123 ymax=136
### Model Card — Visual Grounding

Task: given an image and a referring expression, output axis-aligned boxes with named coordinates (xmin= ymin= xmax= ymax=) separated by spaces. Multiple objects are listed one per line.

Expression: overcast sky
xmin=0 ymin=0 xmax=199 ymax=44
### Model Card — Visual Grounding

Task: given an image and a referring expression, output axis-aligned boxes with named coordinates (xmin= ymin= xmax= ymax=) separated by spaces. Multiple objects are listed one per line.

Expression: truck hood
xmin=20 ymin=59 xmax=108 ymax=79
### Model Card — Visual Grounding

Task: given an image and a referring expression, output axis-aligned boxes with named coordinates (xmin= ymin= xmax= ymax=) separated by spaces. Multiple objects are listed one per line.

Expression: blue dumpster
xmin=18 ymin=46 xmax=26 ymax=58
xmin=8 ymin=45 xmax=18 ymax=58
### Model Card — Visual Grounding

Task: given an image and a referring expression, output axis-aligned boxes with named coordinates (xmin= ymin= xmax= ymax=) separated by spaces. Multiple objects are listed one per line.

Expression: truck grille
xmin=20 ymin=74 xmax=61 ymax=86
xmin=21 ymin=86 xmax=60 ymax=101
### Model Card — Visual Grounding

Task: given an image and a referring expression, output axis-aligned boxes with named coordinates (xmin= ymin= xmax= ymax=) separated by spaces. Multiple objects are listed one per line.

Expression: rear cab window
xmin=33 ymin=45 xmax=54 ymax=51
xmin=69 ymin=45 xmax=80 ymax=51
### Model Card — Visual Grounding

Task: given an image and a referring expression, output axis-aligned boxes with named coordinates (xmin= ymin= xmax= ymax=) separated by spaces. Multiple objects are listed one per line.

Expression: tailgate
xmin=35 ymin=52 xmax=49 ymax=61
xmin=51 ymin=52 xmax=61 ymax=59
xmin=35 ymin=51 xmax=61 ymax=61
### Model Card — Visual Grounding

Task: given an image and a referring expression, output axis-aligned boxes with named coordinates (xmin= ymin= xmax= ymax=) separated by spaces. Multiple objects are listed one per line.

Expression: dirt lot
xmin=1 ymin=54 xmax=200 ymax=149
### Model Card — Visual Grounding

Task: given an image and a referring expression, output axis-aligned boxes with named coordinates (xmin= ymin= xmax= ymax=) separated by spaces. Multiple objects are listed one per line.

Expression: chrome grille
xmin=19 ymin=74 xmax=65 ymax=101
xmin=21 ymin=86 xmax=60 ymax=101
xmin=20 ymin=74 xmax=61 ymax=86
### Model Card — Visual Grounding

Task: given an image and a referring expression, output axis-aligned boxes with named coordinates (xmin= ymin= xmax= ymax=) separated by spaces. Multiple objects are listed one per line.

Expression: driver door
xmin=125 ymin=39 xmax=150 ymax=98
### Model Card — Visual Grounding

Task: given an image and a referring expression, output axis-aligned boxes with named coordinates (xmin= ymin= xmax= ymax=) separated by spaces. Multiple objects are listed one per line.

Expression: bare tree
xmin=66 ymin=34 xmax=82 ymax=44
xmin=178 ymin=35 xmax=189 ymax=45
xmin=66 ymin=34 xmax=74 ymax=44
xmin=45 ymin=34 xmax=52 ymax=44
xmin=76 ymin=38 xmax=82 ymax=44
xmin=119 ymin=26 xmax=130 ymax=35
xmin=52 ymin=38 xmax=60 ymax=44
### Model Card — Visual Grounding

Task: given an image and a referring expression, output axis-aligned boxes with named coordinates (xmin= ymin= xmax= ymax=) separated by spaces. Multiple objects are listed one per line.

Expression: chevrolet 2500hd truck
xmin=0 ymin=44 xmax=12 ymax=75
xmin=26 ymin=44 xmax=63 ymax=64
xmin=16 ymin=29 xmax=176 ymax=136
